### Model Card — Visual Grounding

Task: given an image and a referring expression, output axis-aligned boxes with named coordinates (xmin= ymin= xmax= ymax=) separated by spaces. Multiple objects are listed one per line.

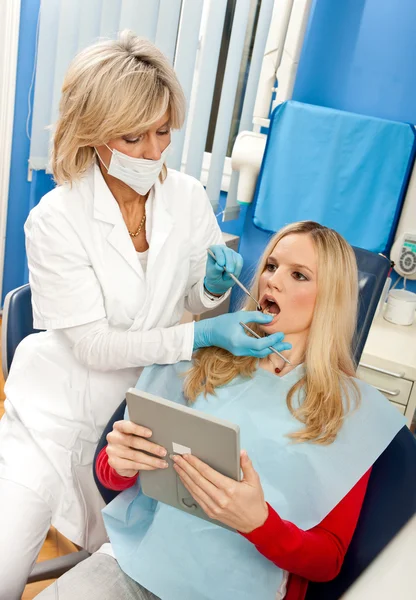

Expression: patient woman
xmin=36 ymin=221 xmax=404 ymax=600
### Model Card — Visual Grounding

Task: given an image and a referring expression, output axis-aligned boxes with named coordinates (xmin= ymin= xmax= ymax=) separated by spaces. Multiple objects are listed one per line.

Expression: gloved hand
xmin=193 ymin=311 xmax=292 ymax=358
xmin=204 ymin=245 xmax=244 ymax=296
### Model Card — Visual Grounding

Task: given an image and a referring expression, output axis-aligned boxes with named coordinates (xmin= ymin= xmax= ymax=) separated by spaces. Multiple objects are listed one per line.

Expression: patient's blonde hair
xmin=51 ymin=30 xmax=185 ymax=184
xmin=185 ymin=221 xmax=360 ymax=445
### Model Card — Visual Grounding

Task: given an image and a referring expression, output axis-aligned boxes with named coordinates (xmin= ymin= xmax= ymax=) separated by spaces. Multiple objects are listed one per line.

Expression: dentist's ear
xmin=231 ymin=131 xmax=266 ymax=205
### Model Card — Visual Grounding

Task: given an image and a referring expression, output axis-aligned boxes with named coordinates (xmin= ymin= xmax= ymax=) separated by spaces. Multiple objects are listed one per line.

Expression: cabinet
xmin=358 ymin=307 xmax=416 ymax=427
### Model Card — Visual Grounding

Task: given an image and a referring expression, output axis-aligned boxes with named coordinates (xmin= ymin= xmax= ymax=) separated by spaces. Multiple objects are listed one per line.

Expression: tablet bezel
xmin=126 ymin=387 xmax=241 ymax=529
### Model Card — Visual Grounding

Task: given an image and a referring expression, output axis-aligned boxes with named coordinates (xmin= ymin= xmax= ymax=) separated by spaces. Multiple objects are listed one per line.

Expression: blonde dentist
xmin=0 ymin=32 xmax=287 ymax=600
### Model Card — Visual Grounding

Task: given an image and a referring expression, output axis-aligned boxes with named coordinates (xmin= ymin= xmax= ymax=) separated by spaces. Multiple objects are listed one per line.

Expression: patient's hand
xmin=106 ymin=420 xmax=168 ymax=478
xmin=171 ymin=451 xmax=268 ymax=533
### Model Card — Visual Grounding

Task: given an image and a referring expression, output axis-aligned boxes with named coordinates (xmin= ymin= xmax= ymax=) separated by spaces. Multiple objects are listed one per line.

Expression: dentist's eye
xmin=123 ymin=134 xmax=144 ymax=144
xmin=293 ymin=271 xmax=308 ymax=281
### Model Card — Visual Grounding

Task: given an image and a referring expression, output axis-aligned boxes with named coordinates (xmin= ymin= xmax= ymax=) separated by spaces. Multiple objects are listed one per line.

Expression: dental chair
xmin=1 ymin=283 xmax=90 ymax=583
xmin=304 ymin=254 xmax=416 ymax=598
xmin=92 ymin=247 xmax=416 ymax=599
xmin=1 ymin=284 xmax=40 ymax=379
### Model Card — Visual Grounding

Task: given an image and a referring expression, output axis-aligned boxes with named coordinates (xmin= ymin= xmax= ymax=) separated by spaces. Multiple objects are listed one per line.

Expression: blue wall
xmin=232 ymin=0 xmax=416 ymax=307
xmin=293 ymin=0 xmax=416 ymax=124
xmin=2 ymin=0 xmax=54 ymax=304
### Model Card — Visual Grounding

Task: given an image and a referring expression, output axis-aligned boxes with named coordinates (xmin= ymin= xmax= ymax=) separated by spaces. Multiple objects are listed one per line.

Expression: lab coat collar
xmin=93 ymin=163 xmax=143 ymax=278
xmin=92 ymin=164 xmax=174 ymax=279
xmin=146 ymin=176 xmax=173 ymax=272
xmin=93 ymin=162 xmax=124 ymax=225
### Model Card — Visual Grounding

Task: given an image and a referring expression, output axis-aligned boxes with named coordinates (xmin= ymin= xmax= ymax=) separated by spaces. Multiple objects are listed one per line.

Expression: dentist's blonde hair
xmin=184 ymin=221 xmax=360 ymax=445
xmin=51 ymin=30 xmax=185 ymax=184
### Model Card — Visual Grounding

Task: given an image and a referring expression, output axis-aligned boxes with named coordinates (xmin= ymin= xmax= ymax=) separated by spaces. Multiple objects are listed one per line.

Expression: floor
xmin=0 ymin=318 xmax=78 ymax=599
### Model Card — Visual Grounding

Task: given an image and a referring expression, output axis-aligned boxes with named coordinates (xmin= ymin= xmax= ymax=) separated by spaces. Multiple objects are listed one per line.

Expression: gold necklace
xmin=128 ymin=214 xmax=146 ymax=238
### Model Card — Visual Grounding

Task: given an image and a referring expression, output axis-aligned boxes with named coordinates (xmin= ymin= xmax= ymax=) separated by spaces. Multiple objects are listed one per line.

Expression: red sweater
xmin=96 ymin=448 xmax=370 ymax=600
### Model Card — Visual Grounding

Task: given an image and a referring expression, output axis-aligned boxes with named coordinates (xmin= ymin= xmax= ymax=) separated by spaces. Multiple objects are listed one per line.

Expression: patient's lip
xmin=260 ymin=293 xmax=279 ymax=310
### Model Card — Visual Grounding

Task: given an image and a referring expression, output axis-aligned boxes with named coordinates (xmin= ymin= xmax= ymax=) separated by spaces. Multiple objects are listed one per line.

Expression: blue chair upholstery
xmin=352 ymin=247 xmax=391 ymax=363
xmin=252 ymin=101 xmax=416 ymax=254
xmin=1 ymin=284 xmax=40 ymax=380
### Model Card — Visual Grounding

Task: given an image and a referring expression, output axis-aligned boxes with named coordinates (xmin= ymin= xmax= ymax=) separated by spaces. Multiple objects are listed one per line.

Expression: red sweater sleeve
xmin=241 ymin=469 xmax=371 ymax=600
xmin=96 ymin=446 xmax=139 ymax=491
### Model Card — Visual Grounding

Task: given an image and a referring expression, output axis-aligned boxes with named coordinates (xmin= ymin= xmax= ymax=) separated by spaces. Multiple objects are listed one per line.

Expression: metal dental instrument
xmin=207 ymin=248 xmax=262 ymax=311
xmin=239 ymin=322 xmax=292 ymax=365
xmin=207 ymin=248 xmax=290 ymax=364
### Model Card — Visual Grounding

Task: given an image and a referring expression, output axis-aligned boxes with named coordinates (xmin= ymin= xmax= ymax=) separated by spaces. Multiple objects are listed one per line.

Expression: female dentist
xmin=0 ymin=31 xmax=288 ymax=600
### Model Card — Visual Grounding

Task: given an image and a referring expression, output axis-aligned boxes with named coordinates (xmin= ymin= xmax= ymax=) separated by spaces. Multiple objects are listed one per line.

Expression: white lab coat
xmin=0 ymin=164 xmax=225 ymax=550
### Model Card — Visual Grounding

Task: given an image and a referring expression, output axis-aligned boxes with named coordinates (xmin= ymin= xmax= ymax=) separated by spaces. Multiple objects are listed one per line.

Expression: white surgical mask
xmin=95 ymin=143 xmax=170 ymax=195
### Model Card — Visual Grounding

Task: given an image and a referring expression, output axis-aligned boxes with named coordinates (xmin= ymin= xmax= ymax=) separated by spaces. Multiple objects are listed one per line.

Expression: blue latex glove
xmin=204 ymin=245 xmax=244 ymax=296
xmin=193 ymin=311 xmax=292 ymax=358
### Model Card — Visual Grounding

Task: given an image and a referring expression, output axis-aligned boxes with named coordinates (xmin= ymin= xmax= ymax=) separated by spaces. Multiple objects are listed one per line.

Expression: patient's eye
xmin=292 ymin=271 xmax=308 ymax=281
xmin=265 ymin=262 xmax=277 ymax=273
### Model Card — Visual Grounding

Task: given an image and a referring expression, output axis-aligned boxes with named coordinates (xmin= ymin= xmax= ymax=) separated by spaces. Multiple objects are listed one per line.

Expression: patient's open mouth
xmin=261 ymin=296 xmax=281 ymax=316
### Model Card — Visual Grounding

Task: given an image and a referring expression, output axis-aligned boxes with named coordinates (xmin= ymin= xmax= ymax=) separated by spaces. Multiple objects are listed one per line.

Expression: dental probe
xmin=207 ymin=248 xmax=262 ymax=311
xmin=239 ymin=322 xmax=292 ymax=366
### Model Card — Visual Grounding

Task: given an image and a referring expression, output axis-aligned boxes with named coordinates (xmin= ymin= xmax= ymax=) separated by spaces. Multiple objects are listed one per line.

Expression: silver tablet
xmin=126 ymin=388 xmax=241 ymax=529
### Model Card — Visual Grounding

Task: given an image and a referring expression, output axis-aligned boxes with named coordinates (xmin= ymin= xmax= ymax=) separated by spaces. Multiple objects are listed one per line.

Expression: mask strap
xmin=94 ymin=148 xmax=110 ymax=172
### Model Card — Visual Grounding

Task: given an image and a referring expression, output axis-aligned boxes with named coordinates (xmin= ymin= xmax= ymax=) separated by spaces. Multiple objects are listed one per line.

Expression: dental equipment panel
xmin=390 ymin=232 xmax=416 ymax=279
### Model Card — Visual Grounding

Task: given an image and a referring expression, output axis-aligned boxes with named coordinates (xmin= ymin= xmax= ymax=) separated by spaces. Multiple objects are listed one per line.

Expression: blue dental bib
xmin=103 ymin=363 xmax=404 ymax=600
